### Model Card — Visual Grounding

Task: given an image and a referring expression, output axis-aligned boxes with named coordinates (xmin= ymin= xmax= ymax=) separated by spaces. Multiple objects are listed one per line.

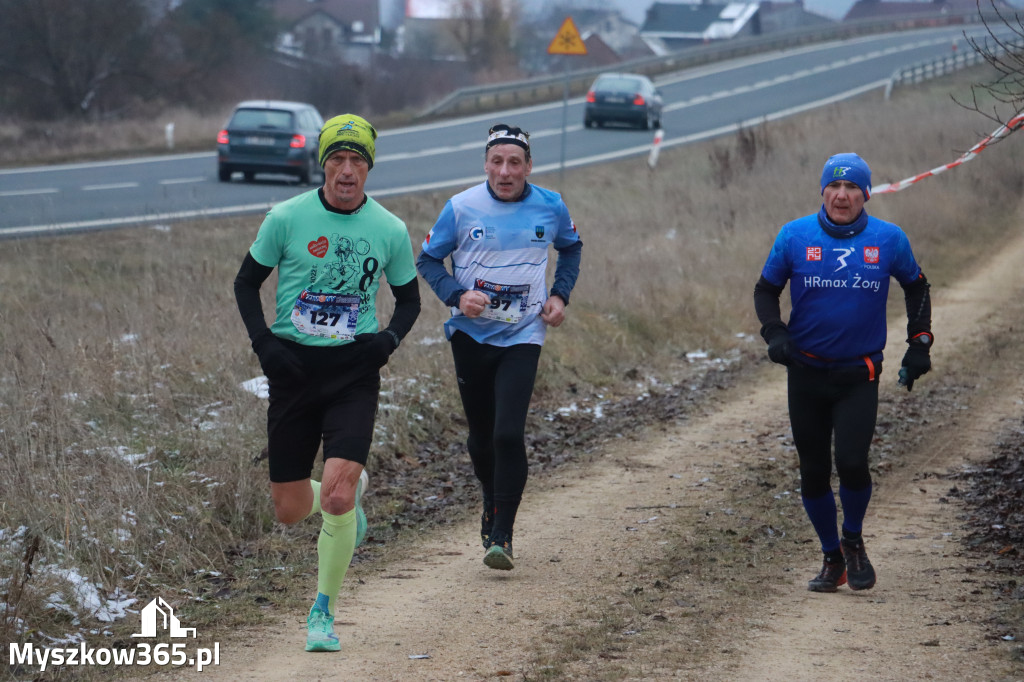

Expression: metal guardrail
xmin=885 ymin=35 xmax=1024 ymax=99
xmin=417 ymin=10 xmax=1000 ymax=119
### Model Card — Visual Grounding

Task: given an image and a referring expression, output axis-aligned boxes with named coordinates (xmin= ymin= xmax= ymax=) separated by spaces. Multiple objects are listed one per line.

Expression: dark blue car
xmin=217 ymin=100 xmax=325 ymax=184
xmin=584 ymin=73 xmax=663 ymax=130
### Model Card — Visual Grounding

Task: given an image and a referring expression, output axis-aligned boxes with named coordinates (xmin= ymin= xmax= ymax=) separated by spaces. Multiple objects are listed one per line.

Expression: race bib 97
xmin=475 ymin=279 xmax=530 ymax=324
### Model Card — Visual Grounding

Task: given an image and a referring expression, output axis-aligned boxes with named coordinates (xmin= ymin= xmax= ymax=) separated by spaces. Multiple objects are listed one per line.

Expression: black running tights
xmin=450 ymin=331 xmax=541 ymax=537
xmin=787 ymin=366 xmax=878 ymax=498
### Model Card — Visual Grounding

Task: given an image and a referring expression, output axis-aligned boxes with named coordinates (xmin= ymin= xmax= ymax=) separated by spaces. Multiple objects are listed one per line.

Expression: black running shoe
xmin=841 ymin=537 xmax=876 ymax=590
xmin=808 ymin=557 xmax=847 ymax=592
xmin=483 ymin=532 xmax=514 ymax=571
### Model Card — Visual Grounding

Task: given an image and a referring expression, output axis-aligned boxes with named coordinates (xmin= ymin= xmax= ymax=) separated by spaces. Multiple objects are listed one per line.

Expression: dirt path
xmin=165 ymin=228 xmax=1024 ymax=681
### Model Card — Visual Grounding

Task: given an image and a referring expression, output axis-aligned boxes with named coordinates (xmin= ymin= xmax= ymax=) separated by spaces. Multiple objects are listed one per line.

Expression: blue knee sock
xmin=802 ymin=490 xmax=840 ymax=554
xmin=839 ymin=482 xmax=872 ymax=537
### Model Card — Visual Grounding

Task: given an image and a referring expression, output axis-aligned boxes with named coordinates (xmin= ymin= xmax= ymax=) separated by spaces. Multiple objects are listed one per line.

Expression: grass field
xmin=2 ymin=67 xmax=1023 ymax=679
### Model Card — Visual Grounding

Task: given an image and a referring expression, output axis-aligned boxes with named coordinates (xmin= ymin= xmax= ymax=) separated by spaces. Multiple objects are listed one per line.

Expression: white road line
xmin=662 ymin=37 xmax=945 ymax=115
xmin=530 ymin=78 xmax=892 ymax=176
xmin=0 ymin=151 xmax=213 ymax=175
xmin=0 ymin=203 xmax=276 ymax=237
xmin=159 ymin=177 xmax=206 ymax=185
xmin=82 ymin=182 xmax=139 ymax=191
xmin=376 ymin=124 xmax=585 ymax=162
xmin=0 ymin=188 xmax=58 ymax=197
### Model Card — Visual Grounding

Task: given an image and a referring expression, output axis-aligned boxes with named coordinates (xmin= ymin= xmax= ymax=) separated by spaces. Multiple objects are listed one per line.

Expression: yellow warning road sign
xmin=547 ymin=16 xmax=587 ymax=55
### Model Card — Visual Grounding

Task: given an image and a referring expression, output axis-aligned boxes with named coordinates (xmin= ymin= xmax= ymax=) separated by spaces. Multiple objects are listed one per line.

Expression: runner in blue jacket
xmin=417 ymin=124 xmax=583 ymax=571
xmin=754 ymin=153 xmax=932 ymax=592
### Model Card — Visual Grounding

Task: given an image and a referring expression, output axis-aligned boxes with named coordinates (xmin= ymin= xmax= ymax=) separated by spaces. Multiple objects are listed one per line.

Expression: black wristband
xmin=383 ymin=329 xmax=401 ymax=350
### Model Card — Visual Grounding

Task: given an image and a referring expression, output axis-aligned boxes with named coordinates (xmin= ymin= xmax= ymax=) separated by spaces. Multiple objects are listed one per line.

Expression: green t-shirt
xmin=249 ymin=190 xmax=417 ymax=346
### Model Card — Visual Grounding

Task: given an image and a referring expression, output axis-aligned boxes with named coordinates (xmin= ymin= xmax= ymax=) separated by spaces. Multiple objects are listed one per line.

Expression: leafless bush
xmin=958 ymin=0 xmax=1024 ymax=129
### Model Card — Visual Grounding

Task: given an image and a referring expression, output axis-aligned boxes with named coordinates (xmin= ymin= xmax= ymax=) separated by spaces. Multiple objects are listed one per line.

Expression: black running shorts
xmin=265 ymin=338 xmax=381 ymax=483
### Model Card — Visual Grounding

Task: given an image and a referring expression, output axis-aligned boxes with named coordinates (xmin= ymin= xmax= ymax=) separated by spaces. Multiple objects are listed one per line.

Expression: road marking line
xmin=661 ymin=36 xmax=947 ymax=115
xmin=82 ymin=182 xmax=139 ymax=191
xmin=0 ymin=152 xmax=213 ymax=175
xmin=0 ymin=203 xmax=276 ymax=237
xmin=159 ymin=177 xmax=206 ymax=185
xmin=0 ymin=188 xmax=58 ymax=197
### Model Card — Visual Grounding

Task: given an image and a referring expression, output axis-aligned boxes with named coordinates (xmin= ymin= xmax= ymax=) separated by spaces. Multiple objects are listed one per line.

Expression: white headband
xmin=486 ymin=130 xmax=529 ymax=148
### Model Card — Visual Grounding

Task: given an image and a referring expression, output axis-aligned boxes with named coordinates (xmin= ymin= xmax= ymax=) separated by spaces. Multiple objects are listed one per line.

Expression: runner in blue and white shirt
xmin=754 ymin=153 xmax=932 ymax=593
xmin=417 ymin=123 xmax=582 ymax=571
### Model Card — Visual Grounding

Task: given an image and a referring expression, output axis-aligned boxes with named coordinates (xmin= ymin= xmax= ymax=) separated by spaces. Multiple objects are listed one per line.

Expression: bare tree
xmin=958 ymin=0 xmax=1024 ymax=130
xmin=0 ymin=0 xmax=157 ymax=118
xmin=448 ymin=0 xmax=520 ymax=73
xmin=155 ymin=0 xmax=279 ymax=108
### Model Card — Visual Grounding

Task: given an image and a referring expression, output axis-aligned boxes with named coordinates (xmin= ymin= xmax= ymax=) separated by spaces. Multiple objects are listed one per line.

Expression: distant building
xmin=758 ymin=1 xmax=834 ymax=32
xmin=640 ymin=2 xmax=762 ymax=50
xmin=272 ymin=0 xmax=380 ymax=66
xmin=570 ymin=8 xmax=657 ymax=63
xmin=569 ymin=9 xmax=642 ymax=56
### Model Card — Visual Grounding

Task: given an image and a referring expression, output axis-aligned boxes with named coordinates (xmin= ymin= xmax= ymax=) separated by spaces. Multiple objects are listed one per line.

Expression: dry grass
xmin=0 ymin=106 xmax=238 ymax=167
xmin=0 ymin=106 xmax=422 ymax=168
xmin=2 ymin=65 xmax=1024 ymax=679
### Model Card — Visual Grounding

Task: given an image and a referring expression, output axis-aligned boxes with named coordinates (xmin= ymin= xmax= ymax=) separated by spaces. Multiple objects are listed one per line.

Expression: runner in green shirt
xmin=233 ymin=114 xmax=420 ymax=653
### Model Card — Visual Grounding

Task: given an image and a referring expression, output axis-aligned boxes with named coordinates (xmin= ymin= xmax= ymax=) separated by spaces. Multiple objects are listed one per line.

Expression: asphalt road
xmin=0 ymin=26 xmax=990 ymax=237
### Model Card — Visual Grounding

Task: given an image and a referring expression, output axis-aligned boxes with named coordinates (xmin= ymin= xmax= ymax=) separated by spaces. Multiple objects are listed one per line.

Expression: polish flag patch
xmin=864 ymin=247 xmax=879 ymax=264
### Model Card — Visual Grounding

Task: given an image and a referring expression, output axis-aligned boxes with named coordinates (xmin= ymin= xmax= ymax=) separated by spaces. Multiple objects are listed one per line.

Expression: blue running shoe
xmin=355 ymin=469 xmax=368 ymax=548
xmin=305 ymin=605 xmax=340 ymax=652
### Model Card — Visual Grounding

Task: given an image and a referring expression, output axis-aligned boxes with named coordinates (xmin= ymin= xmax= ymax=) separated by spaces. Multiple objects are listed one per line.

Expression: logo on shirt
xmin=425 ymin=228 xmax=433 ymax=244
xmin=833 ymin=247 xmax=855 ymax=272
xmin=534 ymin=225 xmax=545 ymax=239
xmin=806 ymin=247 xmax=822 ymax=261
xmin=308 ymin=236 xmax=329 ymax=258
xmin=864 ymin=247 xmax=879 ymax=264
xmin=470 ymin=226 xmax=485 ymax=241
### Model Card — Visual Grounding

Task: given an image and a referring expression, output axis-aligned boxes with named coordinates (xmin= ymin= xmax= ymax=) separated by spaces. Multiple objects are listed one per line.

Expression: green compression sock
xmin=304 ymin=479 xmax=322 ymax=520
xmin=316 ymin=509 xmax=356 ymax=615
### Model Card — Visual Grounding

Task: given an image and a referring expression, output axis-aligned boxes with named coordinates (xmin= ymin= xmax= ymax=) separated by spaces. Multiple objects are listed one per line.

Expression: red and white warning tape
xmin=648 ymin=128 xmax=665 ymax=169
xmin=874 ymin=112 xmax=1024 ymax=194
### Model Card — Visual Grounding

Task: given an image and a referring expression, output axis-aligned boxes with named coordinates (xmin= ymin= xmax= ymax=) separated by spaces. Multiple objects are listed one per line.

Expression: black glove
xmin=765 ymin=328 xmax=795 ymax=366
xmin=354 ymin=331 xmax=399 ymax=368
xmin=898 ymin=345 xmax=931 ymax=391
xmin=251 ymin=330 xmax=304 ymax=384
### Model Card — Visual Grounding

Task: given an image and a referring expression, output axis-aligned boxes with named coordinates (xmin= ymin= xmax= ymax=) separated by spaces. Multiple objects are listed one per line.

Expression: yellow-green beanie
xmin=318 ymin=114 xmax=377 ymax=168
